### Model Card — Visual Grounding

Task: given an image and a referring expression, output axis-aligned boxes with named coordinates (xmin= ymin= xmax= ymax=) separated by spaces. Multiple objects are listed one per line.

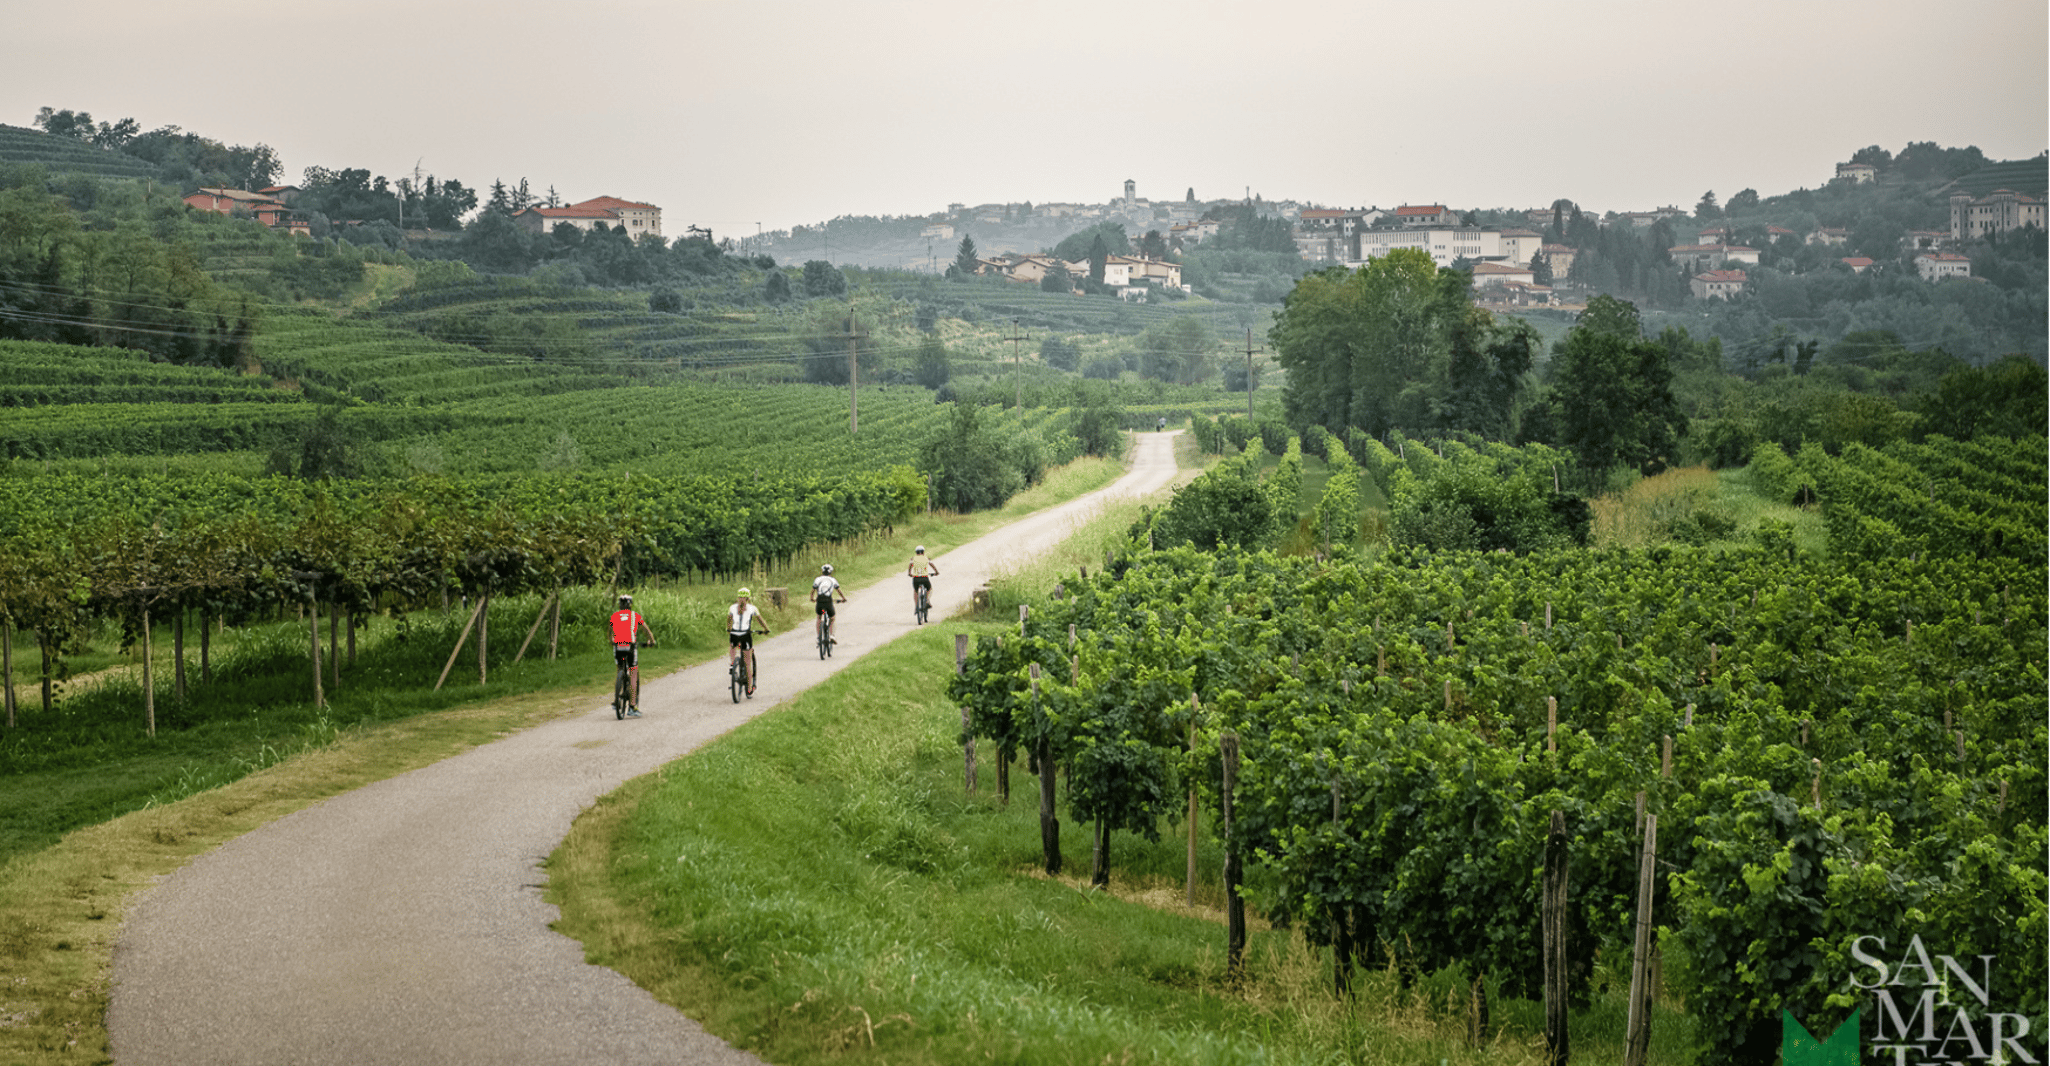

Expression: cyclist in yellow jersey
xmin=907 ymin=545 xmax=938 ymax=616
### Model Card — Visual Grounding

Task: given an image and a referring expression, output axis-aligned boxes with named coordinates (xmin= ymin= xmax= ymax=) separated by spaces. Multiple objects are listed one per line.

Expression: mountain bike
xmin=914 ymin=578 xmax=933 ymax=625
xmin=613 ymin=640 xmax=651 ymax=719
xmin=816 ymin=608 xmax=834 ymax=659
xmin=729 ymin=647 xmax=749 ymax=703
xmin=614 ymin=657 xmax=632 ymax=719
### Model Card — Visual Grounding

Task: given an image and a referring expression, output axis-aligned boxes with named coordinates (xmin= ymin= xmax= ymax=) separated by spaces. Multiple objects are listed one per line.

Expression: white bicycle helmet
xmin=821 ymin=564 xmax=833 ymax=575
xmin=914 ymin=545 xmax=926 ymax=554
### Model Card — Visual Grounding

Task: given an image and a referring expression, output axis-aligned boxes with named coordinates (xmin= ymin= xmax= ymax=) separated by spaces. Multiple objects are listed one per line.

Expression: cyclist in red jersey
xmin=610 ymin=594 xmax=657 ymax=715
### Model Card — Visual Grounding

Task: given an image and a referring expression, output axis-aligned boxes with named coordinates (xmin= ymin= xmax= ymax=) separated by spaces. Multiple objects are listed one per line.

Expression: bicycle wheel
xmin=746 ymin=653 xmax=757 ymax=698
xmin=614 ymin=666 xmax=628 ymax=719
xmin=817 ymin=618 xmax=829 ymax=659
xmin=729 ymin=656 xmax=743 ymax=703
xmin=916 ymin=588 xmax=929 ymax=625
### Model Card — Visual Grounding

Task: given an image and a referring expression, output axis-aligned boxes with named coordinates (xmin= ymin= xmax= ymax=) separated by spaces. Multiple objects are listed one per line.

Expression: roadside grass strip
xmin=547 ymin=624 xmax=1693 ymax=1066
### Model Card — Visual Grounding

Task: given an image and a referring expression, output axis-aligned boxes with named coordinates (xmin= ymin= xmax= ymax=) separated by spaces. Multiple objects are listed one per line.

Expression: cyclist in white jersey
xmin=727 ymin=588 xmax=769 ymax=696
xmin=812 ymin=565 xmax=847 ymax=644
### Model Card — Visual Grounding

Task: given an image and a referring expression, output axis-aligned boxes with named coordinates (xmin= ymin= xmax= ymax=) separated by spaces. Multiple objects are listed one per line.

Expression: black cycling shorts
xmin=614 ymin=643 xmax=638 ymax=667
xmin=911 ymin=576 xmax=931 ymax=592
xmin=815 ymin=594 xmax=836 ymax=617
xmin=728 ymin=631 xmax=754 ymax=648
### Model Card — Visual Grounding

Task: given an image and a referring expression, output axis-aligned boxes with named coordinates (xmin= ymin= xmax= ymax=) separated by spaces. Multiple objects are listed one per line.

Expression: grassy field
xmin=545 ymin=622 xmax=1698 ymax=1066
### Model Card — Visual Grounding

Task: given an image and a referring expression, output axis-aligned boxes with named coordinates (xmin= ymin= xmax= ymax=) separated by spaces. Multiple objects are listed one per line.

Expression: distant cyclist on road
xmin=1158 ymin=416 xmax=1166 ymax=431
xmin=907 ymin=545 xmax=938 ymax=617
xmin=813 ymin=565 xmax=847 ymax=645
xmin=610 ymin=594 xmax=657 ymax=717
xmin=728 ymin=588 xmax=769 ymax=697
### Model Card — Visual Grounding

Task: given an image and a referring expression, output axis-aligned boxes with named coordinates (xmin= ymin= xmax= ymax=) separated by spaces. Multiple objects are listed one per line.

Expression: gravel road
xmin=107 ymin=432 xmax=1181 ymax=1065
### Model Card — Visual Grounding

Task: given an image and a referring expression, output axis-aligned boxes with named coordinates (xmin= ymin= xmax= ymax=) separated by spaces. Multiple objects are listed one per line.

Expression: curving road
xmin=108 ymin=432 xmax=1181 ymax=1066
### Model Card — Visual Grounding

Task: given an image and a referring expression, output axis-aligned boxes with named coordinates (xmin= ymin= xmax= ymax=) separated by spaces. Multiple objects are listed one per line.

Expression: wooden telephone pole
xmin=847 ymin=311 xmax=859 ymax=434
xmin=1243 ymin=327 xmax=1263 ymax=421
xmin=1009 ymin=318 xmax=1026 ymax=407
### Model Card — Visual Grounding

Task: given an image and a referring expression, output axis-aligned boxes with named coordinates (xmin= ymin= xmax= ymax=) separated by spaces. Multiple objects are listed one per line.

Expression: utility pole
xmin=1243 ymin=328 xmax=1255 ymax=422
xmin=848 ymin=311 xmax=860 ymax=435
xmin=1010 ymin=318 xmax=1025 ymax=408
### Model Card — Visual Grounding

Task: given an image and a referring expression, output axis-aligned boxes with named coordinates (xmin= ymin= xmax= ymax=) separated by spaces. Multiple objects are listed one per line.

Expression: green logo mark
xmin=1784 ymin=1008 xmax=1861 ymax=1066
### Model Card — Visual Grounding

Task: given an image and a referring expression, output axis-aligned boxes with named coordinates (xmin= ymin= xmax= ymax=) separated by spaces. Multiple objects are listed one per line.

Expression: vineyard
xmin=0 ymin=125 xmax=166 ymax=182
xmin=948 ymin=432 xmax=2046 ymax=1066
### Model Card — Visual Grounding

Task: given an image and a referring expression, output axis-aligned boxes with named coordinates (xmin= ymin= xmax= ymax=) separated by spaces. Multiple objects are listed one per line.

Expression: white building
xmin=1353 ymin=227 xmax=1505 ymax=269
xmin=1914 ymin=253 xmax=1973 ymax=282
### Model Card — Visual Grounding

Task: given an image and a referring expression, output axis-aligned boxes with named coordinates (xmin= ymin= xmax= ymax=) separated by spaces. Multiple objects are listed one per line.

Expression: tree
xmin=914 ymin=334 xmax=950 ymax=389
xmin=953 ymin=235 xmax=980 ymax=277
xmin=1139 ymin=230 xmax=1167 ymax=259
xmin=1269 ymin=248 xmax=1457 ymax=439
xmin=1053 ymin=222 xmax=1130 ymax=263
xmin=1550 ymin=296 xmax=1686 ymax=475
xmin=1087 ymin=234 xmax=1109 ymax=285
xmin=1443 ymin=311 xmax=1539 ymax=439
xmin=1728 ymin=188 xmax=1761 ymax=212
xmin=1696 ymin=190 xmax=1722 ymax=220
xmin=1136 ymin=316 xmax=1215 ymax=384
xmin=1849 ymin=144 xmax=1893 ymax=170
xmin=1039 ymin=263 xmax=1072 ymax=292
xmin=1186 ymin=187 xmax=1196 ymax=203
xmin=1040 ymin=336 xmax=1081 ymax=372
xmin=764 ymin=270 xmax=791 ymax=302
xmin=801 ymin=259 xmax=846 ymax=297
xmin=798 ymin=301 xmax=876 ymax=385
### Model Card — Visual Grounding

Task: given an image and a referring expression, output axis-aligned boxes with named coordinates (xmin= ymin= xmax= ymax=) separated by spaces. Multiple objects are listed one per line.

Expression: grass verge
xmin=547 ymin=625 xmax=1698 ymax=1065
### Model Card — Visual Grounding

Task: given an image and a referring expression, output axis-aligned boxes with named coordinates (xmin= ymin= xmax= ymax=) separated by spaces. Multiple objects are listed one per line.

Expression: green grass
xmin=548 ymin=623 xmax=1699 ymax=1065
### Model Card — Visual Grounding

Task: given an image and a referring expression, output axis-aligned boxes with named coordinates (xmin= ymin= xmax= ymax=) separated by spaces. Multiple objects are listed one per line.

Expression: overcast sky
xmin=9 ymin=0 xmax=2046 ymax=239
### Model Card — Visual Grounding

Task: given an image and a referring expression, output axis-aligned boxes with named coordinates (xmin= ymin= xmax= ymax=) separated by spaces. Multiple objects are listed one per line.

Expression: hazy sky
xmin=9 ymin=1 xmax=2046 ymax=239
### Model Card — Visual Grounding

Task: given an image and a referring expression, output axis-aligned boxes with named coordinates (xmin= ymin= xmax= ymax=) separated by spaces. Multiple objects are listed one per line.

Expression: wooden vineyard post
xmin=39 ymin=628 xmax=52 ymax=713
xmin=307 ymin=594 xmax=323 ymax=710
xmin=1031 ymin=663 xmax=1059 ymax=876
xmin=329 ymin=601 xmax=340 ymax=691
xmin=37 ymin=627 xmax=52 ymax=713
xmin=1547 ymin=696 xmax=1559 ymax=752
xmin=142 ymin=605 xmax=155 ymax=737
xmin=173 ymin=608 xmax=186 ymax=701
xmin=1222 ymin=731 xmax=1245 ymax=980
xmin=956 ymin=634 xmax=976 ymax=795
xmin=549 ymin=592 xmax=562 ymax=660
xmin=1543 ymin=809 xmax=1570 ymax=1066
xmin=1333 ymin=777 xmax=1353 ymax=999
xmin=1186 ymin=694 xmax=1200 ymax=907
xmin=200 ymin=606 xmax=212 ymax=685
xmin=1019 ymin=603 xmax=1029 ymax=636
xmin=1624 ymin=810 xmax=1658 ymax=1066
xmin=346 ymin=606 xmax=356 ymax=664
xmin=4 ymin=615 xmax=15 ymax=728
xmin=434 ymin=597 xmax=490 ymax=692
xmin=514 ymin=592 xmax=556 ymax=665
xmin=993 ymin=636 xmax=1009 ymax=805
xmin=477 ymin=588 xmax=490 ymax=685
